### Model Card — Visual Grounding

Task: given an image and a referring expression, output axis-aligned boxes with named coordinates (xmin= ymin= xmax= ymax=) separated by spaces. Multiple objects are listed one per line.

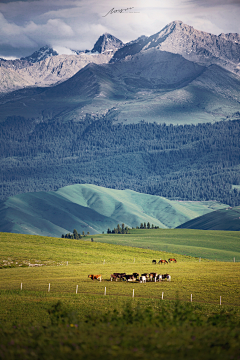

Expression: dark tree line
xmin=62 ymin=229 xmax=90 ymax=239
xmin=1 ymin=114 xmax=240 ymax=206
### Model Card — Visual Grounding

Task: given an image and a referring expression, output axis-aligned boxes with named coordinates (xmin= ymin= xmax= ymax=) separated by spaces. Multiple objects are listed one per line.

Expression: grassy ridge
xmin=178 ymin=206 xmax=240 ymax=231
xmin=1 ymin=227 xmax=240 ymax=263
xmin=0 ymin=184 xmax=228 ymax=237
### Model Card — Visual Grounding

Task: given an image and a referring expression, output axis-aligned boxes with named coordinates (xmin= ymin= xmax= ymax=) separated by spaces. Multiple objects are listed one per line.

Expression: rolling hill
xmin=0 ymin=184 xmax=228 ymax=237
xmin=177 ymin=206 xmax=240 ymax=231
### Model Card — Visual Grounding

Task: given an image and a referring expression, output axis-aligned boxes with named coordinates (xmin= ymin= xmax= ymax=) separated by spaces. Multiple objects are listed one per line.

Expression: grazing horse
xmin=157 ymin=274 xmax=162 ymax=281
xmin=113 ymin=272 xmax=126 ymax=280
xmin=158 ymin=260 xmax=168 ymax=265
xmin=141 ymin=273 xmax=149 ymax=281
xmin=152 ymin=260 xmax=156 ymax=264
xmin=132 ymin=272 xmax=139 ymax=279
xmin=168 ymin=258 xmax=177 ymax=263
xmin=124 ymin=274 xmax=136 ymax=282
xmin=162 ymin=274 xmax=171 ymax=281
xmin=140 ymin=276 xmax=146 ymax=283
xmin=88 ymin=274 xmax=102 ymax=281
xmin=149 ymin=272 xmax=158 ymax=281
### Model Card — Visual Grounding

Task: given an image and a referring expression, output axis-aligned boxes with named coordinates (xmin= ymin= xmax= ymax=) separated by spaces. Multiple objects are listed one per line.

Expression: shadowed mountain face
xmin=0 ymin=50 xmax=239 ymax=124
xmin=0 ymin=184 xmax=228 ymax=237
xmin=177 ymin=206 xmax=240 ymax=231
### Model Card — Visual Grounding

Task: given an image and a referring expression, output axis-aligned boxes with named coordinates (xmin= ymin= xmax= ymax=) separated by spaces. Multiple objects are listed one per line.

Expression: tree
xmin=82 ymin=231 xmax=85 ymax=236
xmin=73 ymin=229 xmax=78 ymax=239
xmin=147 ymin=222 xmax=150 ymax=229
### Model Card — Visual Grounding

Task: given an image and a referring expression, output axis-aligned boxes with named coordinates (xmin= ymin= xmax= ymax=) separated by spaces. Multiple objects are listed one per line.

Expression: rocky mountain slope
xmin=0 ymin=184 xmax=228 ymax=237
xmin=20 ymin=45 xmax=59 ymax=63
xmin=0 ymin=34 xmax=121 ymax=94
xmin=0 ymin=49 xmax=239 ymax=124
xmin=112 ymin=20 xmax=240 ymax=75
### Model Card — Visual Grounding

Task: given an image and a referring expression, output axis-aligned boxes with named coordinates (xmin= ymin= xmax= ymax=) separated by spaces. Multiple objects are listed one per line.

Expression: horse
xmin=168 ymin=258 xmax=177 ymax=263
xmin=132 ymin=273 xmax=139 ymax=279
xmin=158 ymin=260 xmax=168 ymax=264
xmin=141 ymin=273 xmax=149 ymax=281
xmin=113 ymin=272 xmax=126 ymax=280
xmin=152 ymin=260 xmax=156 ymax=264
xmin=124 ymin=274 xmax=136 ymax=282
xmin=88 ymin=274 xmax=102 ymax=281
xmin=139 ymin=276 xmax=146 ymax=283
xmin=162 ymin=274 xmax=171 ymax=281
xmin=149 ymin=272 xmax=158 ymax=281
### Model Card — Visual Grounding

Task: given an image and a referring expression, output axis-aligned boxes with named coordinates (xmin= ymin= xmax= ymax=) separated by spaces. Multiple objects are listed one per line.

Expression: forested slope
xmin=1 ymin=115 xmax=240 ymax=206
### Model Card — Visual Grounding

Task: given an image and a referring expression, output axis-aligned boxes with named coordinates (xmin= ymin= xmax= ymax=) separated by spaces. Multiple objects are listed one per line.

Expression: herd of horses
xmin=152 ymin=258 xmax=177 ymax=264
xmin=88 ymin=272 xmax=171 ymax=282
xmin=88 ymin=258 xmax=177 ymax=283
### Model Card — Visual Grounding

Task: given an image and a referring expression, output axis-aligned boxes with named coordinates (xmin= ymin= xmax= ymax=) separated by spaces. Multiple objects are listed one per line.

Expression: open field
xmin=96 ymin=229 xmax=240 ymax=262
xmin=0 ymin=231 xmax=240 ymax=359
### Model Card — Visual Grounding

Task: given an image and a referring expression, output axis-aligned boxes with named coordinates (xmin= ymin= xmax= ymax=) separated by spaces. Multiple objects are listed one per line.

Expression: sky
xmin=0 ymin=0 xmax=240 ymax=59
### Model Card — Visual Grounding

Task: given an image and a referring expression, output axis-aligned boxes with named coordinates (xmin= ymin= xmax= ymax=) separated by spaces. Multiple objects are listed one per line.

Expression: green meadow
xmin=0 ymin=231 xmax=239 ymax=359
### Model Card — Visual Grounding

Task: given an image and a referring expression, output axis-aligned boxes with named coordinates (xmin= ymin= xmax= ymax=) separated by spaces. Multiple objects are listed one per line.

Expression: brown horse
xmin=88 ymin=274 xmax=102 ymax=281
xmin=168 ymin=258 xmax=177 ymax=263
xmin=158 ymin=260 xmax=168 ymax=264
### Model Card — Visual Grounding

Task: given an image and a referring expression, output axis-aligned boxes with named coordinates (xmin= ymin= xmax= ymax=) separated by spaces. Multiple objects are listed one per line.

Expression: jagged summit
xmin=111 ymin=20 xmax=240 ymax=74
xmin=20 ymin=46 xmax=59 ymax=63
xmin=91 ymin=33 xmax=124 ymax=53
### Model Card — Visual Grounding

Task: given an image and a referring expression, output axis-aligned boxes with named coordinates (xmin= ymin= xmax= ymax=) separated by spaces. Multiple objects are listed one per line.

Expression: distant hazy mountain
xmin=0 ymin=184 xmax=228 ymax=237
xmin=0 ymin=34 xmax=123 ymax=93
xmin=177 ymin=206 xmax=240 ymax=231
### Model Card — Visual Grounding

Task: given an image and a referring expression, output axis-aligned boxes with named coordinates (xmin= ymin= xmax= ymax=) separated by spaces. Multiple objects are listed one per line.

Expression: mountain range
xmin=0 ymin=20 xmax=239 ymax=124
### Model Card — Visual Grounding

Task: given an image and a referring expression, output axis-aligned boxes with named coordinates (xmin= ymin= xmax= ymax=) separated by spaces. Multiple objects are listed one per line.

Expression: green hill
xmin=177 ymin=206 xmax=240 ymax=231
xmin=0 ymin=184 xmax=228 ymax=237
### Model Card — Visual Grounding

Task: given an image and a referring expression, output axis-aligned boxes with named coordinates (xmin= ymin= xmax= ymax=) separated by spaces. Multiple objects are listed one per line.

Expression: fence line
xmin=1 ymin=285 xmax=239 ymax=307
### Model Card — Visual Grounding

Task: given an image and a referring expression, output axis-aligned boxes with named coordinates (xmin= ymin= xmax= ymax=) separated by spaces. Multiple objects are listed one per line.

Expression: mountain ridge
xmin=1 ymin=20 xmax=240 ymax=96
xmin=0 ymin=184 xmax=229 ymax=237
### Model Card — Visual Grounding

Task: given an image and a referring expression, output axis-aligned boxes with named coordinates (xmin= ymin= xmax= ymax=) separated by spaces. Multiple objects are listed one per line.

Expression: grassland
xmin=0 ymin=231 xmax=239 ymax=359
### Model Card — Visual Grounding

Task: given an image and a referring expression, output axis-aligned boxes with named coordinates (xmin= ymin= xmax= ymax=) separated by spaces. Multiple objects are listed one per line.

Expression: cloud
xmin=187 ymin=0 xmax=240 ymax=6
xmin=0 ymin=0 xmax=239 ymax=58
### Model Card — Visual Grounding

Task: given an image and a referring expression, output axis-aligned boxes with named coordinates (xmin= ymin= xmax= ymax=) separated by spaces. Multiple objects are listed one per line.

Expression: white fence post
xmin=103 ymin=259 xmax=105 ymax=264
xmin=191 ymin=294 xmax=192 ymax=302
xmin=162 ymin=292 xmax=164 ymax=300
xmin=76 ymin=285 xmax=78 ymax=294
xmin=48 ymin=283 xmax=50 ymax=292
xmin=20 ymin=283 xmax=22 ymax=290
xmin=233 ymin=257 xmax=235 ymax=263
xmin=104 ymin=287 xmax=106 ymax=296
xmin=199 ymin=257 xmax=201 ymax=262
xmin=132 ymin=289 xmax=134 ymax=298
xmin=67 ymin=261 xmax=68 ymax=266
